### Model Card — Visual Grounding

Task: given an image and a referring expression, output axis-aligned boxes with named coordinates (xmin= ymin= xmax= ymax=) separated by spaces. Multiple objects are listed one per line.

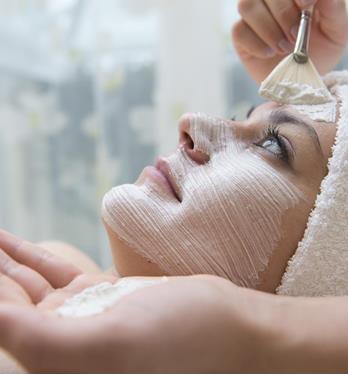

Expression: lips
xmin=155 ymin=158 xmax=182 ymax=202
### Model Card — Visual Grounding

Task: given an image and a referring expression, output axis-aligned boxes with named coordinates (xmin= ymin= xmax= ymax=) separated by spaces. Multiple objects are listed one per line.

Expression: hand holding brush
xmin=232 ymin=0 xmax=348 ymax=83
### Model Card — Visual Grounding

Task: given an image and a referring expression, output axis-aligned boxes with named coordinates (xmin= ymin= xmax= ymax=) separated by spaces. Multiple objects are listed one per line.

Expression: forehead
xmin=252 ymin=101 xmax=337 ymax=127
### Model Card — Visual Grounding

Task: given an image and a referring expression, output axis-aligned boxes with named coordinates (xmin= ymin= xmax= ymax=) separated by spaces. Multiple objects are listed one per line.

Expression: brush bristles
xmin=259 ymin=54 xmax=333 ymax=105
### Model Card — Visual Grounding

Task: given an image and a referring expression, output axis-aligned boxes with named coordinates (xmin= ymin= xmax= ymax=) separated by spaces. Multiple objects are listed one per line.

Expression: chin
xmin=103 ymin=220 xmax=167 ymax=277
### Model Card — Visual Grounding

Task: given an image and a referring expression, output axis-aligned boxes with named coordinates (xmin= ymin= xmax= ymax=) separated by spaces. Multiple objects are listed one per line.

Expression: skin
xmin=0 ymin=240 xmax=101 ymax=372
xmin=2 ymin=237 xmax=348 ymax=372
xmin=105 ymin=102 xmax=337 ymax=293
xmin=0 ymin=253 xmax=286 ymax=373
xmin=36 ymin=241 xmax=101 ymax=274
xmin=0 ymin=101 xmax=337 ymax=372
xmin=232 ymin=0 xmax=348 ymax=82
xmin=0 ymin=1 xmax=346 ymax=372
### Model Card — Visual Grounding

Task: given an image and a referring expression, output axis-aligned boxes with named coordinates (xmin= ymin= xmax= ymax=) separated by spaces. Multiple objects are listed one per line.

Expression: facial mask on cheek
xmin=102 ymin=114 xmax=302 ymax=287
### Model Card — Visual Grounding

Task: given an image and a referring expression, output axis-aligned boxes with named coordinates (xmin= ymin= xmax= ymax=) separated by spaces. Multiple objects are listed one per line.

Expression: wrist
xmin=249 ymin=293 xmax=348 ymax=373
xmin=213 ymin=279 xmax=281 ymax=372
xmin=221 ymin=284 xmax=300 ymax=372
xmin=251 ymin=293 xmax=297 ymax=372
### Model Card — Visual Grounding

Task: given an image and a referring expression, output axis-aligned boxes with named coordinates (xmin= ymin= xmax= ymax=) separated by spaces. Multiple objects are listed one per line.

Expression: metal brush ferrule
xmin=293 ymin=10 xmax=311 ymax=64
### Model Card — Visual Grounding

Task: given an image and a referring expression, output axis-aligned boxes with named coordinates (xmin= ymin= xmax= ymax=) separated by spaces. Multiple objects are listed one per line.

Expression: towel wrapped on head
xmin=277 ymin=71 xmax=348 ymax=297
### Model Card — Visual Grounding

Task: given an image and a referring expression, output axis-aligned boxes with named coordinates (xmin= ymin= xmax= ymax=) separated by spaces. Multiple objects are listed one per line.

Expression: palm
xmin=37 ymin=273 xmax=118 ymax=311
xmin=0 ymin=229 xmax=117 ymax=311
xmin=0 ymin=230 xmax=242 ymax=373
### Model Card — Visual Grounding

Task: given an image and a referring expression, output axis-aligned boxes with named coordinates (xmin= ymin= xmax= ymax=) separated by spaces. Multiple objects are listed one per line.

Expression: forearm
xmin=269 ymin=295 xmax=348 ymax=373
xmin=228 ymin=284 xmax=348 ymax=372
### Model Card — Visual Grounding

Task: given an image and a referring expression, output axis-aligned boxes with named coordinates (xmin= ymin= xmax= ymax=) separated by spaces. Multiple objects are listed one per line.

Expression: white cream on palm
xmin=56 ymin=277 xmax=168 ymax=318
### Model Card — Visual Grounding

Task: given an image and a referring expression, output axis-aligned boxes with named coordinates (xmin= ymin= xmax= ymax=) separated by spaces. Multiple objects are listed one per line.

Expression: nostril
xmin=181 ymin=131 xmax=210 ymax=165
xmin=182 ymin=131 xmax=194 ymax=150
xmin=178 ymin=117 xmax=210 ymax=165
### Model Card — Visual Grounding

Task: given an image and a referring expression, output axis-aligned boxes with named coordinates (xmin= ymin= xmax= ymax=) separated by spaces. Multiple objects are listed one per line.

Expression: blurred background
xmin=0 ymin=0 xmax=346 ymax=268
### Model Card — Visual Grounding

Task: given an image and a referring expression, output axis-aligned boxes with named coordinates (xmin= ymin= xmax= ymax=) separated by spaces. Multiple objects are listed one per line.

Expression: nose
xmin=178 ymin=115 xmax=210 ymax=165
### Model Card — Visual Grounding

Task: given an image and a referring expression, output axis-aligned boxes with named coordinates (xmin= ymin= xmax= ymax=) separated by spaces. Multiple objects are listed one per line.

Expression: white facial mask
xmin=102 ymin=114 xmax=302 ymax=287
xmin=289 ymin=100 xmax=337 ymax=123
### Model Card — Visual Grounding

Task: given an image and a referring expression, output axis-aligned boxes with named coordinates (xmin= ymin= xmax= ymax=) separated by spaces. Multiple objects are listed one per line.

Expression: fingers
xmin=232 ymin=20 xmax=276 ymax=59
xmin=0 ymin=273 xmax=31 ymax=305
xmin=264 ymin=0 xmax=302 ymax=43
xmin=0 ymin=249 xmax=53 ymax=304
xmin=294 ymin=0 xmax=318 ymax=8
xmin=237 ymin=0 xmax=294 ymax=55
xmin=0 ymin=303 xmax=123 ymax=373
xmin=315 ymin=0 xmax=348 ymax=46
xmin=0 ymin=229 xmax=82 ymax=288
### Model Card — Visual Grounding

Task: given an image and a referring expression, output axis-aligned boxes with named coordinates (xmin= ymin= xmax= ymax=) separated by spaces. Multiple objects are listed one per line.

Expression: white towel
xmin=277 ymin=71 xmax=348 ymax=296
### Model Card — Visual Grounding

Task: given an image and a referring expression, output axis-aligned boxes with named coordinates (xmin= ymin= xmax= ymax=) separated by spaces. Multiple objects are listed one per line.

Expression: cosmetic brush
xmin=259 ymin=7 xmax=333 ymax=105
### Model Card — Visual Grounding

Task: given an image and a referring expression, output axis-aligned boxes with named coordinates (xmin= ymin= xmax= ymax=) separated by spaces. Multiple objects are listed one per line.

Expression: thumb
xmin=314 ymin=0 xmax=348 ymax=46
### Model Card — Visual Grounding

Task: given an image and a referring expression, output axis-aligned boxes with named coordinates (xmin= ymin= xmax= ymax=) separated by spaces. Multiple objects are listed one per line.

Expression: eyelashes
xmin=255 ymin=125 xmax=291 ymax=164
xmin=229 ymin=108 xmax=293 ymax=165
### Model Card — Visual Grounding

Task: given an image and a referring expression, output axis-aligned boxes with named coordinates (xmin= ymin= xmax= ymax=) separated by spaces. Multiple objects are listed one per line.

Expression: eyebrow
xmin=246 ymin=105 xmax=256 ymax=119
xmin=269 ymin=109 xmax=324 ymax=159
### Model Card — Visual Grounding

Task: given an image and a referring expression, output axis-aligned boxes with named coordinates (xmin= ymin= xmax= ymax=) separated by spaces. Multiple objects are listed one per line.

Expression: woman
xmin=1 ymin=1 xmax=346 ymax=369
xmin=0 ymin=83 xmax=339 ymax=296
xmin=101 ymin=101 xmax=336 ymax=293
xmin=0 ymin=79 xmax=342 ymax=371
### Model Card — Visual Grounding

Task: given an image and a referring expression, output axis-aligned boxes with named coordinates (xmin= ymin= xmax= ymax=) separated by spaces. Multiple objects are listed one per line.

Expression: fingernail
xmin=278 ymin=39 xmax=294 ymax=53
xmin=299 ymin=0 xmax=315 ymax=7
xmin=264 ymin=47 xmax=277 ymax=57
xmin=291 ymin=25 xmax=299 ymax=40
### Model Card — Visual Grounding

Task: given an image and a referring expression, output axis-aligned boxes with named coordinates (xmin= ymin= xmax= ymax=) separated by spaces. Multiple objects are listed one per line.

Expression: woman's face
xmin=102 ymin=102 xmax=336 ymax=292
